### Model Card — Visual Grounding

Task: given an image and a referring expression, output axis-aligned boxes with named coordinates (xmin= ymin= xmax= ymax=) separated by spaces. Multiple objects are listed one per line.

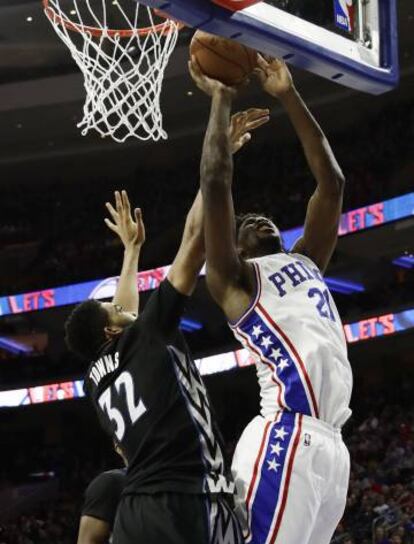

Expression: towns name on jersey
xmin=269 ymin=258 xmax=324 ymax=297
xmin=89 ymin=352 xmax=120 ymax=387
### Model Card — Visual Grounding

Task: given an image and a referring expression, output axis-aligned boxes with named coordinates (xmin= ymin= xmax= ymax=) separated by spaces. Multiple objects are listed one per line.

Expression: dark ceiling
xmin=0 ymin=0 xmax=412 ymax=171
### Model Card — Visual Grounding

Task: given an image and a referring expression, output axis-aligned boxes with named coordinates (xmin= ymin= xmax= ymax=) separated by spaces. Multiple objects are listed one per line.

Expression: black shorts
xmin=112 ymin=492 xmax=244 ymax=544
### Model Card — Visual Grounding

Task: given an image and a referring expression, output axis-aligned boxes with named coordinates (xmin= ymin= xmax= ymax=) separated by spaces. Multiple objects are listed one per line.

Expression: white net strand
xmin=44 ymin=0 xmax=179 ymax=142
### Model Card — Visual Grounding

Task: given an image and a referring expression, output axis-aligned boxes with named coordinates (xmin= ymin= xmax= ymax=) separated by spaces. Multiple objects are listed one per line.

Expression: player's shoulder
xmin=290 ymin=251 xmax=321 ymax=271
xmin=86 ymin=468 xmax=126 ymax=498
xmin=252 ymin=251 xmax=322 ymax=277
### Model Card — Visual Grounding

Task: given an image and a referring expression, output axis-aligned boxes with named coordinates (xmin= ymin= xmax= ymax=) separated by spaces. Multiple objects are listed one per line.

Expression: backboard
xmin=135 ymin=0 xmax=399 ymax=94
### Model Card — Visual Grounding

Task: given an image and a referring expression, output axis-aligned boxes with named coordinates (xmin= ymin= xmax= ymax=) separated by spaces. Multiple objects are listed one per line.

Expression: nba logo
xmin=304 ymin=433 xmax=311 ymax=446
xmin=334 ymin=0 xmax=355 ymax=33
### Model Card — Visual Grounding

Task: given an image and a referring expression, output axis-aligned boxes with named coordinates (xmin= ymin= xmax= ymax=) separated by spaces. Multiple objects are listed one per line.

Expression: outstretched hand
xmin=229 ymin=108 xmax=270 ymax=154
xmin=255 ymin=55 xmax=294 ymax=98
xmin=188 ymin=57 xmax=238 ymax=98
xmin=105 ymin=190 xmax=145 ymax=250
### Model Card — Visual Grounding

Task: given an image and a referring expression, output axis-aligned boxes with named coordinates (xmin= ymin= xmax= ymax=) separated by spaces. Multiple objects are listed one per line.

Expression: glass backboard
xmin=137 ymin=0 xmax=399 ymax=94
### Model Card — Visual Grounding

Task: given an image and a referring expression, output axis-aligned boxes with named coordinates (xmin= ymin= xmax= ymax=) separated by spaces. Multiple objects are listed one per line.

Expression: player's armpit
xmin=207 ymin=259 xmax=255 ymax=324
xmin=77 ymin=515 xmax=111 ymax=544
xmin=292 ymin=183 xmax=344 ymax=274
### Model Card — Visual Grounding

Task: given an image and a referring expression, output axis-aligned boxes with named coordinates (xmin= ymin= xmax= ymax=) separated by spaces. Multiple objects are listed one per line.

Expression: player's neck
xmin=244 ymin=242 xmax=284 ymax=260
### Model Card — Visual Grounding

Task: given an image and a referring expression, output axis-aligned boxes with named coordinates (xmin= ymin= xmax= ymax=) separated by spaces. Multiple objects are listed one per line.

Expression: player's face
xmin=237 ymin=215 xmax=282 ymax=258
xmin=101 ymin=302 xmax=137 ymax=329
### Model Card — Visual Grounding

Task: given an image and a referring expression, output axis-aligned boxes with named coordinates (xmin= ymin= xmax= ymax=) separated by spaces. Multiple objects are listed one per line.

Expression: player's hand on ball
xmin=188 ymin=57 xmax=237 ymax=98
xmin=105 ymin=190 xmax=146 ymax=250
xmin=229 ymin=108 xmax=270 ymax=154
xmin=255 ymin=55 xmax=294 ymax=98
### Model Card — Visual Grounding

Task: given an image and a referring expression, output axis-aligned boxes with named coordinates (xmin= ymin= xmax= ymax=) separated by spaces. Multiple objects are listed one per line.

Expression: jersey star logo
xmin=261 ymin=335 xmax=273 ymax=349
xmin=270 ymin=442 xmax=284 ymax=456
xmin=270 ymin=348 xmax=282 ymax=361
xmin=252 ymin=325 xmax=263 ymax=339
xmin=274 ymin=426 xmax=288 ymax=441
xmin=278 ymin=359 xmax=290 ymax=371
xmin=267 ymin=457 xmax=281 ymax=472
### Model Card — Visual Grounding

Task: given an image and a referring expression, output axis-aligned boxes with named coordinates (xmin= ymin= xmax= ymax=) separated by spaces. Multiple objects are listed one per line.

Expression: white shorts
xmin=231 ymin=412 xmax=350 ymax=544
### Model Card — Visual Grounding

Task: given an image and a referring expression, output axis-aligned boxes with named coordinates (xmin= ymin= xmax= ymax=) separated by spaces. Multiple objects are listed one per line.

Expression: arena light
xmin=392 ymin=254 xmax=414 ymax=269
xmin=325 ymin=277 xmax=365 ymax=295
xmin=282 ymin=192 xmax=414 ymax=248
xmin=179 ymin=318 xmax=203 ymax=332
xmin=0 ymin=192 xmax=413 ymax=318
xmin=0 ymin=337 xmax=33 ymax=355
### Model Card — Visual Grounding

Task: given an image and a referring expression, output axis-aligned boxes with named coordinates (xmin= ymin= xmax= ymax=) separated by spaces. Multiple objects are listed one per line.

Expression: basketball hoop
xmin=43 ymin=0 xmax=181 ymax=142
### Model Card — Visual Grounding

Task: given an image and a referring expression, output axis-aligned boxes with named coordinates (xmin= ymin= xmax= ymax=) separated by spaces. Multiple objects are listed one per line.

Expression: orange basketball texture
xmin=190 ymin=31 xmax=258 ymax=86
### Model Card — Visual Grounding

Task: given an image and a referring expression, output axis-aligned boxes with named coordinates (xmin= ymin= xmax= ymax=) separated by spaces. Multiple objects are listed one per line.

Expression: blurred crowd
xmin=333 ymin=399 xmax=414 ymax=543
xmin=0 ymin=506 xmax=77 ymax=544
xmin=0 ymin=441 xmax=117 ymax=544
xmin=1 ymin=98 xmax=413 ymax=297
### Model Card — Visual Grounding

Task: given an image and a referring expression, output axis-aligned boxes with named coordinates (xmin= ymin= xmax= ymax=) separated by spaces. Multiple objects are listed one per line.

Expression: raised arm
xmin=168 ymin=97 xmax=269 ymax=300
xmin=199 ymin=76 xmax=240 ymax=294
xmin=188 ymin=60 xmax=264 ymax=320
xmin=256 ymin=57 xmax=345 ymax=273
xmin=167 ymin=189 xmax=205 ymax=296
xmin=104 ymin=190 xmax=145 ymax=314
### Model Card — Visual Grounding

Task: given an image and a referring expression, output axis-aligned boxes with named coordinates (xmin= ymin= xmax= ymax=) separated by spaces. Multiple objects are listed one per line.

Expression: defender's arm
xmin=256 ymin=57 xmax=345 ymax=273
xmin=77 ymin=516 xmax=111 ymax=544
xmin=105 ymin=190 xmax=145 ymax=314
xmin=167 ymin=189 xmax=205 ymax=297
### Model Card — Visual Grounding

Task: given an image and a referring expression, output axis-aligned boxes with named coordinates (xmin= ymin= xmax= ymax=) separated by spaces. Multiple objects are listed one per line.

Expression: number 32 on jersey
xmin=99 ymin=371 xmax=147 ymax=441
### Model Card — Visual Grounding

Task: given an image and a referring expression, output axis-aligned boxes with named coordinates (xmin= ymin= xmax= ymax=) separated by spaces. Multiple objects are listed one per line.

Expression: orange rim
xmin=42 ymin=0 xmax=182 ymax=37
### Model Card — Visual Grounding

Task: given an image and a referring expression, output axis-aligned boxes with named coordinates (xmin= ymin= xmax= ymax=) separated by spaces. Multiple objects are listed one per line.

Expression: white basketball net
xmin=43 ymin=0 xmax=180 ymax=142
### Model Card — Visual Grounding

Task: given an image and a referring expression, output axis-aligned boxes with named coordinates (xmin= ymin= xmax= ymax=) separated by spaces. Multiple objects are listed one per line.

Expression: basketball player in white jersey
xmin=189 ymin=55 xmax=352 ymax=544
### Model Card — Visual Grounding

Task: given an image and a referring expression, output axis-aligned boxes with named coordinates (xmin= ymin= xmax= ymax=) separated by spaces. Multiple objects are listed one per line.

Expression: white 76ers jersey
xmin=230 ymin=253 xmax=353 ymax=428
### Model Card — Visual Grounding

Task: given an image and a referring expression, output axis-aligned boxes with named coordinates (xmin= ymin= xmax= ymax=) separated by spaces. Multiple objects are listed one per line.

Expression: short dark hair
xmin=64 ymin=300 xmax=109 ymax=360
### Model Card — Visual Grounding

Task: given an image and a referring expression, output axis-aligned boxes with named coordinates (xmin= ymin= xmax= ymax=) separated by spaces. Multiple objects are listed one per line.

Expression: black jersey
xmin=84 ymin=279 xmax=234 ymax=496
xmin=82 ymin=469 xmax=126 ymax=528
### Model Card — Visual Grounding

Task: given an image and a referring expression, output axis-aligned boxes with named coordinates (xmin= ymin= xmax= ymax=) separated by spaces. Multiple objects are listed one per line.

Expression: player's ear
xmin=104 ymin=326 xmax=123 ymax=340
xmin=237 ymin=246 xmax=247 ymax=260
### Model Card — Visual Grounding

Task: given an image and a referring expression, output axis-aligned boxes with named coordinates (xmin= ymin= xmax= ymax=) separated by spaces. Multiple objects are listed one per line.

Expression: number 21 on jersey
xmin=99 ymin=371 xmax=147 ymax=441
xmin=308 ymin=287 xmax=336 ymax=322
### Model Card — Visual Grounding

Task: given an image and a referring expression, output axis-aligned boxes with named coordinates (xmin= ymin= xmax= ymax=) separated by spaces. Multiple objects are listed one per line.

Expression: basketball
xmin=190 ymin=30 xmax=258 ymax=86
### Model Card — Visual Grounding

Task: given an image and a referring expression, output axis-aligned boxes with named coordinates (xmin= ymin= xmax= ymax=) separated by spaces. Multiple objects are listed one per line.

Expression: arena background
xmin=0 ymin=0 xmax=414 ymax=542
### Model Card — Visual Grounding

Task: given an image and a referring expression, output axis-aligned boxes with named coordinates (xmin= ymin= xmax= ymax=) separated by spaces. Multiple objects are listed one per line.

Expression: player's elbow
xmin=335 ymin=170 xmax=346 ymax=191
xmin=320 ymin=170 xmax=345 ymax=200
xmin=331 ymin=172 xmax=346 ymax=198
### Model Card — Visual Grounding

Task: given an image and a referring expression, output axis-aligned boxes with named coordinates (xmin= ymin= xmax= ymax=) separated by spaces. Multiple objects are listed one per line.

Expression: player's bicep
xmin=203 ymin=182 xmax=242 ymax=303
xmin=292 ymin=187 xmax=343 ymax=273
xmin=167 ymin=190 xmax=204 ymax=297
xmin=167 ymin=241 xmax=203 ymax=297
xmin=77 ymin=516 xmax=111 ymax=544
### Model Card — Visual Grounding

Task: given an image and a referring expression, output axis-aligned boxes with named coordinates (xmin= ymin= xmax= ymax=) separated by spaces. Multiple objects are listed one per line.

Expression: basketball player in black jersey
xmin=77 ymin=442 xmax=127 ymax=544
xmin=78 ymin=469 xmax=126 ymax=544
xmin=64 ymin=110 xmax=269 ymax=544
